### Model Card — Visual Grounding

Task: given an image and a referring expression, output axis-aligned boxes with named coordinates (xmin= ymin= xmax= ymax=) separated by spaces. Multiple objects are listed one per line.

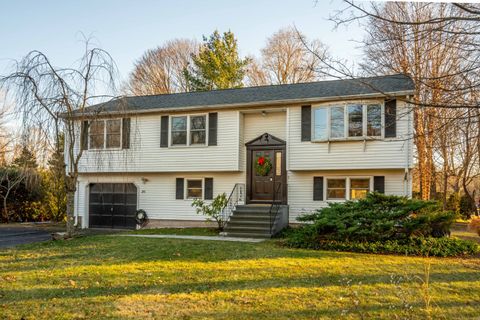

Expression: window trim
xmin=185 ymin=178 xmax=204 ymax=200
xmin=169 ymin=113 xmax=209 ymax=147
xmin=324 ymin=176 xmax=373 ymax=201
xmin=311 ymin=102 xmax=385 ymax=142
xmin=326 ymin=177 xmax=347 ymax=201
xmin=88 ymin=118 xmax=123 ymax=150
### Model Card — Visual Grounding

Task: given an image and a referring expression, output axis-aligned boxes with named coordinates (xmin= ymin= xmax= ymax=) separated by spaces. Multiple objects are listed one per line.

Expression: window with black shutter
xmin=208 ymin=113 xmax=218 ymax=146
xmin=160 ymin=116 xmax=169 ymax=147
xmin=301 ymin=105 xmax=311 ymax=141
xmin=122 ymin=118 xmax=131 ymax=149
xmin=313 ymin=176 xmax=324 ymax=201
xmin=204 ymin=178 xmax=213 ymax=200
xmin=373 ymin=176 xmax=385 ymax=194
xmin=385 ymin=99 xmax=397 ymax=138
xmin=176 ymin=178 xmax=184 ymax=199
xmin=81 ymin=121 xmax=89 ymax=150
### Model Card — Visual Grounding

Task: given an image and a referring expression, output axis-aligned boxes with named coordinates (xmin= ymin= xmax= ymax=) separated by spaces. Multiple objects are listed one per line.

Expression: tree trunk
xmin=3 ymin=197 xmax=8 ymax=223
xmin=65 ymin=176 xmax=77 ymax=237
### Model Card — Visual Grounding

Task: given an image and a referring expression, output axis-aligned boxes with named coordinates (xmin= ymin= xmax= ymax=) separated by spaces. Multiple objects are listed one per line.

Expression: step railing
xmin=269 ymin=183 xmax=283 ymax=235
xmin=221 ymin=183 xmax=245 ymax=226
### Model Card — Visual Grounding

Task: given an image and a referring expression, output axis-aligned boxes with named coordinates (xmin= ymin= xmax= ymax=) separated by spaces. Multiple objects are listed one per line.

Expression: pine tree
xmin=184 ymin=30 xmax=250 ymax=91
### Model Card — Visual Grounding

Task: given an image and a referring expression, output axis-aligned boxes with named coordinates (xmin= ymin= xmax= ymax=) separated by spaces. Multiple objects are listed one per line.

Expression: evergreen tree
xmin=13 ymin=146 xmax=38 ymax=169
xmin=184 ymin=30 xmax=250 ymax=91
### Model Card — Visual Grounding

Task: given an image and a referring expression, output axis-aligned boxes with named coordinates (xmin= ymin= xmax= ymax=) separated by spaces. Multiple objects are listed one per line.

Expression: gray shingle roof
xmin=80 ymin=74 xmax=414 ymax=115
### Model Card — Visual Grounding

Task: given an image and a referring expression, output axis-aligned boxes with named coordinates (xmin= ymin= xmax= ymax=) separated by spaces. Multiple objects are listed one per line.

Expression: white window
xmin=190 ymin=115 xmax=206 ymax=145
xmin=171 ymin=115 xmax=207 ymax=146
xmin=186 ymin=179 xmax=203 ymax=199
xmin=350 ymin=178 xmax=370 ymax=200
xmin=171 ymin=116 xmax=188 ymax=145
xmin=367 ymin=104 xmax=382 ymax=137
xmin=327 ymin=178 xmax=346 ymax=200
xmin=106 ymin=119 xmax=121 ymax=148
xmin=330 ymin=106 xmax=345 ymax=138
xmin=313 ymin=108 xmax=328 ymax=140
xmin=312 ymin=103 xmax=384 ymax=141
xmin=348 ymin=104 xmax=363 ymax=137
xmin=89 ymin=119 xmax=122 ymax=149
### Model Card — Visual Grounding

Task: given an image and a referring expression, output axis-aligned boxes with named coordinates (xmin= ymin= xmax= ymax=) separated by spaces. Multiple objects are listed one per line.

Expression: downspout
xmin=405 ymin=97 xmax=411 ymax=197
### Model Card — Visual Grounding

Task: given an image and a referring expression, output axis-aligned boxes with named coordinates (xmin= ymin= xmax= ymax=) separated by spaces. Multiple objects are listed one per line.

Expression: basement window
xmin=186 ymin=179 xmax=203 ymax=199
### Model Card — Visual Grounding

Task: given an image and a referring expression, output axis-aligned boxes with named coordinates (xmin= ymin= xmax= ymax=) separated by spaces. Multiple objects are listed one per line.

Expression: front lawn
xmin=1 ymin=233 xmax=479 ymax=319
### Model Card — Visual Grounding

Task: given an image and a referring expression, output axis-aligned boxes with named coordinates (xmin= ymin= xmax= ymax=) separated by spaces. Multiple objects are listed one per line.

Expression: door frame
xmin=245 ymin=133 xmax=287 ymax=205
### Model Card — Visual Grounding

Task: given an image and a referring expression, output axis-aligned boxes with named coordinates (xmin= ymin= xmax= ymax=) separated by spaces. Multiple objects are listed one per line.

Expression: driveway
xmin=0 ymin=225 xmax=53 ymax=249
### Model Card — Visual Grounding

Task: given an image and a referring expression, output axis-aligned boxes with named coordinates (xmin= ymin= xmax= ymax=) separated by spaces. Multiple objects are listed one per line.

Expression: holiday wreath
xmin=255 ymin=156 xmax=272 ymax=176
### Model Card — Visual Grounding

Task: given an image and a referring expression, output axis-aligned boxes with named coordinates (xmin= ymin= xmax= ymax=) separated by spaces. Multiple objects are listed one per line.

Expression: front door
xmin=251 ymin=149 xmax=276 ymax=201
xmin=246 ymin=133 xmax=286 ymax=204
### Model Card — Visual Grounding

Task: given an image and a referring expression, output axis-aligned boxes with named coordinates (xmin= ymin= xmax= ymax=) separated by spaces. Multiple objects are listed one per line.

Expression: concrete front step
xmin=223 ymin=232 xmax=272 ymax=239
xmin=224 ymin=226 xmax=272 ymax=234
xmin=227 ymin=220 xmax=271 ymax=227
xmin=230 ymin=214 xmax=272 ymax=221
xmin=234 ymin=205 xmax=272 ymax=213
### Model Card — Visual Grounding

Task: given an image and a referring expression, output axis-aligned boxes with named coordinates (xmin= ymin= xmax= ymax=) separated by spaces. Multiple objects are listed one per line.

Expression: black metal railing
xmin=269 ymin=183 xmax=283 ymax=235
xmin=221 ymin=183 xmax=245 ymax=226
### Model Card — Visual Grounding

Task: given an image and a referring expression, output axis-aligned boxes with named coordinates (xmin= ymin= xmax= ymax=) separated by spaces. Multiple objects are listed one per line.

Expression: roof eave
xmin=66 ymin=89 xmax=414 ymax=119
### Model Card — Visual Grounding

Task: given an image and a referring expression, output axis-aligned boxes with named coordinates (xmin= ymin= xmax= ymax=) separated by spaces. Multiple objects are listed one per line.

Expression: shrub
xmin=282 ymin=193 xmax=473 ymax=256
xmin=283 ymin=236 xmax=479 ymax=257
xmin=191 ymin=193 xmax=228 ymax=231
xmin=296 ymin=193 xmax=455 ymax=242
xmin=468 ymin=217 xmax=480 ymax=236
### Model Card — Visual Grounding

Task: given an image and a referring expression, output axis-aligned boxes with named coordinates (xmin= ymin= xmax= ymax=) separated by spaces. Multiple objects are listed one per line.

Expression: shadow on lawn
xmin=3 ymin=266 xmax=479 ymax=304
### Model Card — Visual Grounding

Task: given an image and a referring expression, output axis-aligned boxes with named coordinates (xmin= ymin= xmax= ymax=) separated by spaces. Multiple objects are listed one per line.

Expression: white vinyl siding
xmin=76 ymin=172 xmax=245 ymax=228
xmin=75 ymin=110 xmax=239 ymax=172
xmin=287 ymin=169 xmax=410 ymax=222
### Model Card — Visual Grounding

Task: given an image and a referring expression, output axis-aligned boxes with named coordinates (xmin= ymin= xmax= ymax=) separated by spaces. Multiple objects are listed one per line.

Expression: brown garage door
xmin=89 ymin=183 xmax=137 ymax=229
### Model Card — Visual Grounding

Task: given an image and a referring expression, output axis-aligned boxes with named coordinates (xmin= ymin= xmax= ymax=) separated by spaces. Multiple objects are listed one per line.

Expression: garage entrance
xmin=89 ymin=183 xmax=137 ymax=229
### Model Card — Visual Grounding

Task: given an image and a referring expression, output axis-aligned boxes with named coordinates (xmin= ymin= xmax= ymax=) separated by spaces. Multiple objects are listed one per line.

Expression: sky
xmin=0 ymin=0 xmax=365 ymax=84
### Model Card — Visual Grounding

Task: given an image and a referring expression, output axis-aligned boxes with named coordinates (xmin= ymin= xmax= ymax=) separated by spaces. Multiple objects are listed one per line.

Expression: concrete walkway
xmin=118 ymin=234 xmax=265 ymax=243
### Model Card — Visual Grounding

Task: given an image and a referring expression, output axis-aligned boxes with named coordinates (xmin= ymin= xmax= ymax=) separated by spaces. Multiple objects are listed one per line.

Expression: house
xmin=67 ymin=74 xmax=415 ymax=237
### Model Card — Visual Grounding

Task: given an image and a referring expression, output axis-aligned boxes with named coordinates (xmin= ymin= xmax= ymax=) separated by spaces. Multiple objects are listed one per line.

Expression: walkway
xmin=117 ymin=234 xmax=265 ymax=243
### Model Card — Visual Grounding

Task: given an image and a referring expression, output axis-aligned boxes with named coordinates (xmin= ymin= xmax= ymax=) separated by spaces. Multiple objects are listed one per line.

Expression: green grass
xmin=1 ymin=232 xmax=480 ymax=319
xmin=128 ymin=227 xmax=219 ymax=236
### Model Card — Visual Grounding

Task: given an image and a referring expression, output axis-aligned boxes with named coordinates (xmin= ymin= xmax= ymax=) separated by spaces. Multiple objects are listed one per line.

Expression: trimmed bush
xmin=297 ymin=193 xmax=455 ymax=242
xmin=283 ymin=193 xmax=479 ymax=257
xmin=283 ymin=235 xmax=479 ymax=257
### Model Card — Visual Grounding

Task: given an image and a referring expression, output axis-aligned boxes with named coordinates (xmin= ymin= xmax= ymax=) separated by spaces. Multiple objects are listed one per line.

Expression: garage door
xmin=89 ymin=183 xmax=137 ymax=229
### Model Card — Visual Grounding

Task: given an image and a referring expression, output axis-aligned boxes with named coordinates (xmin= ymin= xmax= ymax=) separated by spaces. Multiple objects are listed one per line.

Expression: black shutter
xmin=301 ymin=105 xmax=311 ymax=141
xmin=204 ymin=178 xmax=213 ymax=200
xmin=176 ymin=178 xmax=184 ymax=199
xmin=313 ymin=176 xmax=324 ymax=201
xmin=208 ymin=113 xmax=218 ymax=146
xmin=160 ymin=116 xmax=169 ymax=147
xmin=81 ymin=121 xmax=89 ymax=150
xmin=385 ymin=99 xmax=397 ymax=138
xmin=374 ymin=176 xmax=385 ymax=194
xmin=122 ymin=118 xmax=131 ymax=149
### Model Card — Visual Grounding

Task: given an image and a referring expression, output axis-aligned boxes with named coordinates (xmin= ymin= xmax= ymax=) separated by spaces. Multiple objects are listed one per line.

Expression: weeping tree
xmin=1 ymin=44 xmax=118 ymax=236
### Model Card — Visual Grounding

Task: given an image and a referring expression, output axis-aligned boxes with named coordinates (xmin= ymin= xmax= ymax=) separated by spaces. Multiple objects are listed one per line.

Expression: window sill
xmin=311 ymin=137 xmax=384 ymax=143
xmin=168 ymin=144 xmax=208 ymax=149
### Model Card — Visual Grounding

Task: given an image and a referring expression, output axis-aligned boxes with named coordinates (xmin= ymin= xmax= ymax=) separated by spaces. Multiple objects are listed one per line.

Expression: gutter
xmin=63 ymin=90 xmax=415 ymax=119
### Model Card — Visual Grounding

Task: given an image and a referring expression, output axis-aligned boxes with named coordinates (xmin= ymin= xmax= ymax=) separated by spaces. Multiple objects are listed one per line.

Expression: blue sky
xmin=0 ymin=0 xmax=364 ymax=83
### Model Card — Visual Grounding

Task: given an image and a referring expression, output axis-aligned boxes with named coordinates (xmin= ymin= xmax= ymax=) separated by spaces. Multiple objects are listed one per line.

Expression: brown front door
xmin=246 ymin=133 xmax=287 ymax=204
xmin=249 ymin=148 xmax=285 ymax=203
xmin=251 ymin=149 xmax=275 ymax=201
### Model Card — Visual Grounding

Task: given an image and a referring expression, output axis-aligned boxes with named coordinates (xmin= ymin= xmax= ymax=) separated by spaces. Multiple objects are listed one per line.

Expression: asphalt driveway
xmin=0 ymin=226 xmax=52 ymax=248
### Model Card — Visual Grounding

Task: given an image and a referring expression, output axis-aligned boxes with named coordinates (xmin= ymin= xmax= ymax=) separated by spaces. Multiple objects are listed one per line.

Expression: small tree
xmin=191 ymin=193 xmax=228 ymax=231
xmin=184 ymin=30 xmax=250 ymax=91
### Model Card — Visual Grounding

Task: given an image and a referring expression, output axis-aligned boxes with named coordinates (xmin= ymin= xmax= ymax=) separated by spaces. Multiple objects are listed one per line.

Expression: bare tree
xmin=127 ymin=39 xmax=197 ymax=95
xmin=247 ymin=26 xmax=329 ymax=86
xmin=311 ymin=2 xmax=480 ymax=203
xmin=1 ymin=43 xmax=118 ymax=236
